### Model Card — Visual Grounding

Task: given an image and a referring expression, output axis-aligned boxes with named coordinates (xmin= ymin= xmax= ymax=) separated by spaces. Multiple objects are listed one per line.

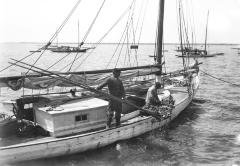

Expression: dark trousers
xmin=107 ymin=99 xmax=122 ymax=127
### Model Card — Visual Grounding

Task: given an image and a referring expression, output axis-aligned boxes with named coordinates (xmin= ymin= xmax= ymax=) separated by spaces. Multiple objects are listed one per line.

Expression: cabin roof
xmin=37 ymin=97 xmax=108 ymax=115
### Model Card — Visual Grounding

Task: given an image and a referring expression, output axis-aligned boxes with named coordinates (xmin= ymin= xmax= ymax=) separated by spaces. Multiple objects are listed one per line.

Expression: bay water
xmin=0 ymin=43 xmax=239 ymax=166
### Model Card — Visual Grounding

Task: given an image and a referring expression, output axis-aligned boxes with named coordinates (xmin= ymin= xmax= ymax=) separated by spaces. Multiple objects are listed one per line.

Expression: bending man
xmin=145 ymin=82 xmax=162 ymax=106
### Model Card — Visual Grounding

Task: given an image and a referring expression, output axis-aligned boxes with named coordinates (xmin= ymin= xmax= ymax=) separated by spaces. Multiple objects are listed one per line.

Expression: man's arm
xmin=96 ymin=79 xmax=108 ymax=90
xmin=151 ymin=89 xmax=161 ymax=104
xmin=120 ymin=81 xmax=125 ymax=98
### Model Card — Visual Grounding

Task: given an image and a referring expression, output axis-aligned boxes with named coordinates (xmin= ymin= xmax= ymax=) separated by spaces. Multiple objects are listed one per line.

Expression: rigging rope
xmin=180 ymin=2 xmax=191 ymax=58
xmin=49 ymin=0 xmax=83 ymax=43
xmin=137 ymin=0 xmax=149 ymax=45
xmin=68 ymin=52 xmax=80 ymax=71
xmin=81 ymin=0 xmax=106 ymax=45
xmin=116 ymin=32 xmax=129 ymax=68
xmin=134 ymin=0 xmax=145 ymax=42
xmin=131 ymin=0 xmax=150 ymax=68
xmin=0 ymin=0 xmax=83 ymax=74
xmin=153 ymin=18 xmax=158 ymax=63
xmin=47 ymin=52 xmax=72 ymax=70
xmin=186 ymin=0 xmax=196 ymax=48
xmin=123 ymin=45 xmax=128 ymax=66
xmin=106 ymin=20 xmax=130 ymax=68
xmin=118 ymin=11 xmax=135 ymax=67
xmin=0 ymin=51 xmax=37 ymax=73
xmin=200 ymin=70 xmax=240 ymax=87
xmin=177 ymin=0 xmax=186 ymax=70
xmin=35 ymin=0 xmax=105 ymax=72
xmin=110 ymin=0 xmax=136 ymax=68
xmin=61 ymin=0 xmax=136 ymax=72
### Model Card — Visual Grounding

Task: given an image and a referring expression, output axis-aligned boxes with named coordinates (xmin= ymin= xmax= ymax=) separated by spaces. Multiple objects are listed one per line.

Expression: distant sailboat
xmin=50 ymin=20 xmax=92 ymax=53
xmin=176 ymin=10 xmax=224 ymax=58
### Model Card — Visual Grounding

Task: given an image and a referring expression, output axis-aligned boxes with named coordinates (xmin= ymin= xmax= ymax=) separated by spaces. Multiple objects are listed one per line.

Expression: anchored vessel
xmin=0 ymin=0 xmax=200 ymax=163
xmin=175 ymin=10 xmax=224 ymax=58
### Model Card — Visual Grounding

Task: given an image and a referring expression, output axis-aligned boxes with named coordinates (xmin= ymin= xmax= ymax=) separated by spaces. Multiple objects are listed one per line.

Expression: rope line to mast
xmin=180 ymin=1 xmax=191 ymax=67
xmin=200 ymin=70 xmax=240 ymax=87
xmin=106 ymin=0 xmax=136 ymax=68
xmin=49 ymin=0 xmax=83 ymax=43
xmin=177 ymin=0 xmax=186 ymax=70
xmin=38 ymin=0 xmax=105 ymax=72
xmin=130 ymin=0 xmax=149 ymax=68
xmin=47 ymin=52 xmax=72 ymax=70
xmin=68 ymin=52 xmax=80 ymax=71
xmin=25 ymin=50 xmax=46 ymax=75
xmin=70 ymin=0 xmax=136 ymax=72
xmin=0 ymin=52 xmax=37 ymax=73
xmin=81 ymin=0 xmax=107 ymax=45
xmin=115 ymin=32 xmax=129 ymax=68
xmin=0 ymin=0 xmax=83 ymax=74
xmin=106 ymin=19 xmax=130 ymax=68
xmin=136 ymin=0 xmax=149 ymax=48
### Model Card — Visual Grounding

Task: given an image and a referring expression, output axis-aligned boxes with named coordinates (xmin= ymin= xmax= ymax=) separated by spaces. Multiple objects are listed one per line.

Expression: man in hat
xmin=96 ymin=68 xmax=125 ymax=128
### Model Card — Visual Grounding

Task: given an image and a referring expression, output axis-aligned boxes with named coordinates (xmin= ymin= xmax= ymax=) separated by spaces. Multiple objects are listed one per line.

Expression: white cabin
xmin=34 ymin=97 xmax=108 ymax=137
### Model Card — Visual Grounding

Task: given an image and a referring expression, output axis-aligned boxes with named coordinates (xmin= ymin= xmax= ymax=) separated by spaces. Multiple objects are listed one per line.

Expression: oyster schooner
xmin=0 ymin=0 xmax=200 ymax=163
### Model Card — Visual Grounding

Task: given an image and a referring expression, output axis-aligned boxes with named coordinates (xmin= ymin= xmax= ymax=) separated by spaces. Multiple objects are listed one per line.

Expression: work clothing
xmin=97 ymin=77 xmax=125 ymax=127
xmin=145 ymin=85 xmax=161 ymax=106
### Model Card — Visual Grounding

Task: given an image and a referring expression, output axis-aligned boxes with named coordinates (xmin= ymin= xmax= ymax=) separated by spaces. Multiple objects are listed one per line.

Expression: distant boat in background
xmin=49 ymin=20 xmax=93 ymax=53
xmin=176 ymin=48 xmax=224 ymax=58
xmin=50 ymin=45 xmax=92 ymax=53
xmin=176 ymin=11 xmax=224 ymax=58
xmin=130 ymin=45 xmax=139 ymax=49
xmin=29 ymin=50 xmax=41 ymax=53
xmin=175 ymin=46 xmax=193 ymax=52
xmin=231 ymin=47 xmax=240 ymax=50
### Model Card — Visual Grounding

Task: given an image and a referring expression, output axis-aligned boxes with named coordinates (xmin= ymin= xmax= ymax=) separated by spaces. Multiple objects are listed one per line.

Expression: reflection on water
xmin=1 ymin=44 xmax=240 ymax=165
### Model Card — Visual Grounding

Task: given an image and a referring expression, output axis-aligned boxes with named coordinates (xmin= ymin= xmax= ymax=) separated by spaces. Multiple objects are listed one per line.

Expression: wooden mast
xmin=78 ymin=20 xmax=80 ymax=47
xmin=156 ymin=0 xmax=165 ymax=82
xmin=204 ymin=10 xmax=209 ymax=55
xmin=56 ymin=28 xmax=59 ymax=47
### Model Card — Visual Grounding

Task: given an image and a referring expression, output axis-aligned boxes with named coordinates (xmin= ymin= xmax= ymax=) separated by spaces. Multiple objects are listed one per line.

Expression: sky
xmin=0 ymin=0 xmax=240 ymax=44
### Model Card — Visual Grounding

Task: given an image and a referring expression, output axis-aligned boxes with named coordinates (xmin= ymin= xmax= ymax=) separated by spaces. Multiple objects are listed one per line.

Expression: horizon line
xmin=0 ymin=42 xmax=239 ymax=45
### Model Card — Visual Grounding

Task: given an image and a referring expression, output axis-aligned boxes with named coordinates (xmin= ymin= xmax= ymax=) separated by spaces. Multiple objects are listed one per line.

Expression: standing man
xmin=96 ymin=68 xmax=125 ymax=128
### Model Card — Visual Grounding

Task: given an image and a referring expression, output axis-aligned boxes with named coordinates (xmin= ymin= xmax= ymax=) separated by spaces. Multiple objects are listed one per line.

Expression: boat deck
xmin=0 ymin=86 xmax=189 ymax=148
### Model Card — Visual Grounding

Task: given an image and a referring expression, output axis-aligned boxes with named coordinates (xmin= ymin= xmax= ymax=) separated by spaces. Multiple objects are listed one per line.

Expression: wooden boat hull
xmin=50 ymin=47 xmax=90 ymax=53
xmin=0 ymin=75 xmax=199 ymax=164
xmin=176 ymin=54 xmax=215 ymax=58
xmin=51 ymin=49 xmax=87 ymax=53
xmin=176 ymin=52 xmax=224 ymax=58
xmin=0 ymin=102 xmax=189 ymax=163
xmin=29 ymin=50 xmax=41 ymax=53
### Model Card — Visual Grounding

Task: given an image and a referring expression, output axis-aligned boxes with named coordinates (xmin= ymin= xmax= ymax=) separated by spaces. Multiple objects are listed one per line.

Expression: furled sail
xmin=0 ymin=65 xmax=160 ymax=91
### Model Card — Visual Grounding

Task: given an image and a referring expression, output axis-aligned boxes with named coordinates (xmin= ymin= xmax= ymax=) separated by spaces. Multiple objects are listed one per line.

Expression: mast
xmin=156 ymin=0 xmax=165 ymax=82
xmin=78 ymin=20 xmax=80 ymax=47
xmin=56 ymin=29 xmax=59 ymax=47
xmin=204 ymin=10 xmax=209 ymax=54
xmin=178 ymin=1 xmax=186 ymax=69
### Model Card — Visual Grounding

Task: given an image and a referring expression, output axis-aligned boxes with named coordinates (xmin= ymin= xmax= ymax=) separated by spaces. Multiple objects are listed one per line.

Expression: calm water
xmin=0 ymin=43 xmax=240 ymax=166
